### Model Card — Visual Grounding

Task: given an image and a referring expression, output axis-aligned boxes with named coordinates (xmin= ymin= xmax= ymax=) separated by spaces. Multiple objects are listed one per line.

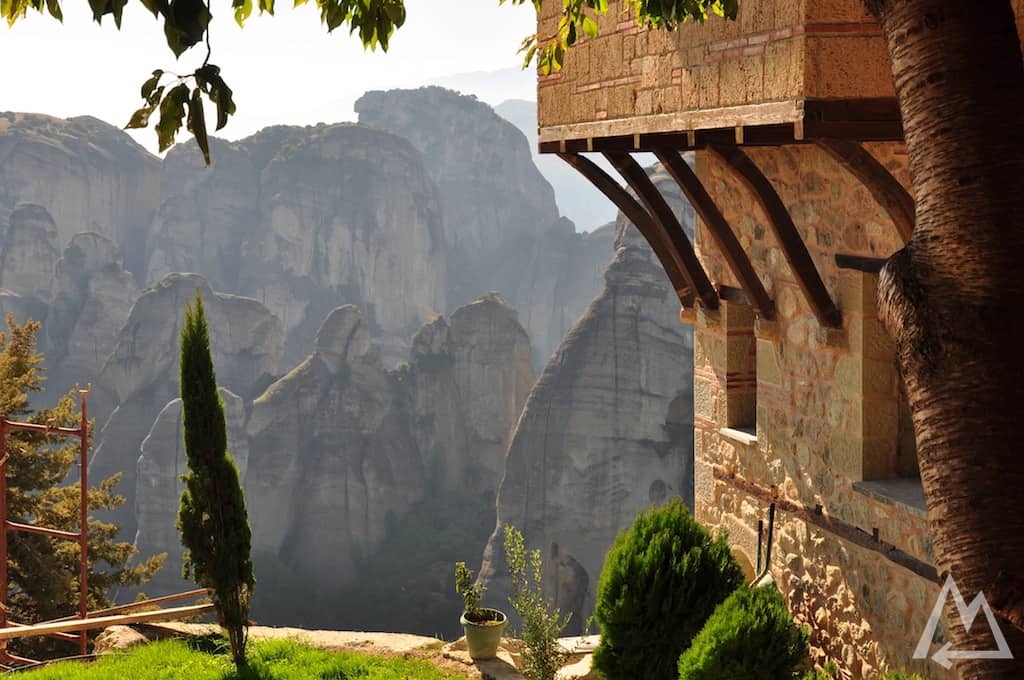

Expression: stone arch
xmin=731 ymin=547 xmax=757 ymax=583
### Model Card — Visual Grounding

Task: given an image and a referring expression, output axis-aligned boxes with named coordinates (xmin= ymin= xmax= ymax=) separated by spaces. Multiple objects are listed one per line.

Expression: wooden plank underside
xmin=539 ymin=100 xmax=805 ymax=145
xmin=538 ymin=98 xmax=903 ymax=152
xmin=0 ymin=604 xmax=215 ymax=641
xmin=603 ymin=151 xmax=719 ymax=311
xmin=556 ymin=153 xmax=693 ymax=305
xmin=653 ymin=149 xmax=775 ymax=320
xmin=816 ymin=139 xmax=914 ymax=244
xmin=708 ymin=145 xmax=842 ymax=328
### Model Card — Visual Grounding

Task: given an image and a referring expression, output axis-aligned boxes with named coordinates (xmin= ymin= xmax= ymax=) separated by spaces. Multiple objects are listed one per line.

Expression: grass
xmin=16 ymin=637 xmax=472 ymax=680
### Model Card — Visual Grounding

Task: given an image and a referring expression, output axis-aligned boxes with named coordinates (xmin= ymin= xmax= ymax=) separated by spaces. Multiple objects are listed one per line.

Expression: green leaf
xmin=86 ymin=0 xmax=108 ymax=22
xmin=44 ymin=0 xmax=61 ymax=22
xmin=187 ymin=88 xmax=211 ymax=166
xmin=582 ymin=14 xmax=598 ymax=39
xmin=161 ymin=0 xmax=210 ymax=57
xmin=198 ymin=65 xmax=236 ymax=131
xmin=141 ymin=70 xmax=164 ymax=100
xmin=156 ymin=82 xmax=189 ymax=153
xmin=125 ymin=102 xmax=157 ymax=130
xmin=233 ymin=0 xmax=252 ymax=27
xmin=109 ymin=0 xmax=125 ymax=27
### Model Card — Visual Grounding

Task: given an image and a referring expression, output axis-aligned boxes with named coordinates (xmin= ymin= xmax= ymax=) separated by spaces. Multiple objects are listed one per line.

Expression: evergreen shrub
xmin=677 ymin=585 xmax=809 ymax=680
xmin=591 ymin=498 xmax=744 ymax=680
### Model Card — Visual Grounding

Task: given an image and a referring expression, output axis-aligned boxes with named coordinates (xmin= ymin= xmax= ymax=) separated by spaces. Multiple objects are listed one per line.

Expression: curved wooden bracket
xmin=708 ymin=145 xmax=842 ymax=328
xmin=653 ymin=149 xmax=775 ymax=320
xmin=816 ymin=139 xmax=914 ymax=245
xmin=556 ymin=152 xmax=699 ymax=307
xmin=603 ymin=151 xmax=720 ymax=311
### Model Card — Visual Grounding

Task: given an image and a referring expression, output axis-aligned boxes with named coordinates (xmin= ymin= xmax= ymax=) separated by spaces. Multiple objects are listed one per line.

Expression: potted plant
xmin=455 ymin=561 xmax=507 ymax=660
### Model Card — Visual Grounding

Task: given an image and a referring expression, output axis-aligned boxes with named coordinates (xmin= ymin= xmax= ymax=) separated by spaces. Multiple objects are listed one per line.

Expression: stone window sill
xmin=853 ymin=477 xmax=927 ymax=519
xmin=719 ymin=426 xmax=758 ymax=447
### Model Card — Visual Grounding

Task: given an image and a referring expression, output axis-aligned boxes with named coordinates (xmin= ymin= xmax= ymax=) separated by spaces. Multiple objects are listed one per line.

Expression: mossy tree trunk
xmin=178 ymin=292 xmax=255 ymax=670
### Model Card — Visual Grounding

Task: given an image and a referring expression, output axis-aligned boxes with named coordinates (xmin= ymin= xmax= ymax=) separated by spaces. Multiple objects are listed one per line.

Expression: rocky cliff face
xmin=0 ymin=113 xmax=161 ymax=276
xmin=356 ymin=88 xmax=611 ymax=365
xmin=45 ymin=232 xmax=139 ymax=397
xmin=478 ymin=168 xmax=696 ymax=632
xmin=0 ymin=204 xmax=61 ymax=305
xmin=91 ymin=273 xmax=283 ymax=536
xmin=145 ymin=125 xmax=446 ymax=368
xmin=134 ymin=388 xmax=249 ymax=597
xmin=238 ymin=296 xmax=533 ymax=629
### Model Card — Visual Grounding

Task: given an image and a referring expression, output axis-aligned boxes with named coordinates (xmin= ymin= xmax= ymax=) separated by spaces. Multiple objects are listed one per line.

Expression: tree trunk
xmin=865 ymin=1 xmax=1024 ymax=676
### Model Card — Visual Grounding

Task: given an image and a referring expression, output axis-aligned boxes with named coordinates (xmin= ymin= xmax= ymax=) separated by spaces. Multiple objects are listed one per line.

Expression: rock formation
xmin=356 ymin=88 xmax=611 ymax=365
xmin=145 ymin=125 xmax=446 ymax=368
xmin=494 ymin=98 xmax=617 ymax=232
xmin=91 ymin=273 xmax=283 ymax=535
xmin=235 ymin=295 xmax=533 ymax=630
xmin=408 ymin=293 xmax=535 ymax=499
xmin=0 ymin=113 xmax=161 ymax=276
xmin=479 ymin=167 xmax=696 ymax=632
xmin=133 ymin=388 xmax=249 ymax=597
xmin=45 ymin=232 xmax=138 ymax=396
xmin=244 ymin=305 xmax=424 ymax=622
xmin=0 ymin=204 xmax=61 ymax=305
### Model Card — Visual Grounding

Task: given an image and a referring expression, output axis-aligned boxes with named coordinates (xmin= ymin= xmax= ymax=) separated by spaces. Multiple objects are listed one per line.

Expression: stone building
xmin=534 ymin=0 xmax=1024 ymax=676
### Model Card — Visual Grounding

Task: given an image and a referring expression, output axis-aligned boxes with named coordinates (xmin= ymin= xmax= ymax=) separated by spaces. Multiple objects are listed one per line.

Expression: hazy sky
xmin=2 ymin=0 xmax=538 ymax=152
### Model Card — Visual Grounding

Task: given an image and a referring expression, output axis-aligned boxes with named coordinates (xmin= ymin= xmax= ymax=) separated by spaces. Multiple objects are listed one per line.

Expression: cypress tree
xmin=178 ymin=291 xmax=254 ymax=669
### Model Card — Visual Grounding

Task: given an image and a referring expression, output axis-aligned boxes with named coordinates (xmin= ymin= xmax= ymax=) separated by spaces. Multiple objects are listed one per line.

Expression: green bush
xmin=592 ymin=498 xmax=745 ymax=680
xmin=802 ymin=662 xmax=924 ymax=680
xmin=504 ymin=525 xmax=572 ymax=680
xmin=677 ymin=585 xmax=808 ymax=680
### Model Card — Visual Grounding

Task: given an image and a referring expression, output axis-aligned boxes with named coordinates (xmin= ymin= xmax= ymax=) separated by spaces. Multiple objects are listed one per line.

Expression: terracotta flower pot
xmin=460 ymin=607 xmax=507 ymax=660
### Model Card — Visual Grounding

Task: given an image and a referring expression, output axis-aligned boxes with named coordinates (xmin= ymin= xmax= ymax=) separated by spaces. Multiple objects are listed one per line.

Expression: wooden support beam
xmin=556 ymin=152 xmax=696 ymax=305
xmin=603 ymin=151 xmax=720 ymax=311
xmin=816 ymin=139 xmax=914 ymax=244
xmin=654 ymin=149 xmax=775 ymax=320
xmin=708 ymin=145 xmax=842 ymax=328
xmin=0 ymin=604 xmax=215 ymax=641
xmin=711 ymin=465 xmax=939 ymax=583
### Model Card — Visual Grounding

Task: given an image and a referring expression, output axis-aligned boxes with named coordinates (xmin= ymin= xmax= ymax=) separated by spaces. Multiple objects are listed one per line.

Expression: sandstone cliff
xmin=0 ymin=204 xmax=61 ymax=305
xmin=478 ymin=167 xmax=696 ymax=632
xmin=45 ymin=232 xmax=139 ymax=397
xmin=134 ymin=388 xmax=249 ymax=597
xmin=145 ymin=125 xmax=446 ymax=368
xmin=355 ymin=87 xmax=612 ymax=365
xmin=238 ymin=295 xmax=533 ymax=630
xmin=0 ymin=113 xmax=161 ymax=276
xmin=91 ymin=273 xmax=283 ymax=535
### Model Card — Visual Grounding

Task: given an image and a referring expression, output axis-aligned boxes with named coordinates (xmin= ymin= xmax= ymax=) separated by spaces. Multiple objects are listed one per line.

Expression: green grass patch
xmin=17 ymin=637 xmax=471 ymax=680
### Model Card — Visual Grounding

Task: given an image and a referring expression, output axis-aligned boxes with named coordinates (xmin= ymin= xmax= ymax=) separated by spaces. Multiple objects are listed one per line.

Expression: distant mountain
xmin=421 ymin=67 xmax=536 ymax=106
xmin=494 ymin=99 xmax=618 ymax=232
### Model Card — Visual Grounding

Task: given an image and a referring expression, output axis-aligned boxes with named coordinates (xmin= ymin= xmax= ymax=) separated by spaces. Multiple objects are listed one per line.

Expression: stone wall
xmin=691 ymin=142 xmax=950 ymax=678
xmin=537 ymin=0 xmax=894 ymax=132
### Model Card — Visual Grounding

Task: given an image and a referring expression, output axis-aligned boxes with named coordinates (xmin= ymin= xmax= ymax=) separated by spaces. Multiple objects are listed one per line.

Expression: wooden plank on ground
xmin=0 ymin=604 xmax=215 ymax=641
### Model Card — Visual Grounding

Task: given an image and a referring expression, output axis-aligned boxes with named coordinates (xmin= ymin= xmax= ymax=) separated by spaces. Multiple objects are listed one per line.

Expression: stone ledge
xmin=719 ymin=426 xmax=758 ymax=447
xmin=853 ymin=477 xmax=927 ymax=519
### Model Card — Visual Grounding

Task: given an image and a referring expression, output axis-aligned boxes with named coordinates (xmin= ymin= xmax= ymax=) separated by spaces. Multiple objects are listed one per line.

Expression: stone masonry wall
xmin=537 ymin=0 xmax=894 ymax=131
xmin=692 ymin=142 xmax=952 ymax=678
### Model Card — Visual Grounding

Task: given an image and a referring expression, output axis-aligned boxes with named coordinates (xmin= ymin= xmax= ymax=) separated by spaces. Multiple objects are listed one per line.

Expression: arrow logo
xmin=914 ymin=573 xmax=1013 ymax=669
